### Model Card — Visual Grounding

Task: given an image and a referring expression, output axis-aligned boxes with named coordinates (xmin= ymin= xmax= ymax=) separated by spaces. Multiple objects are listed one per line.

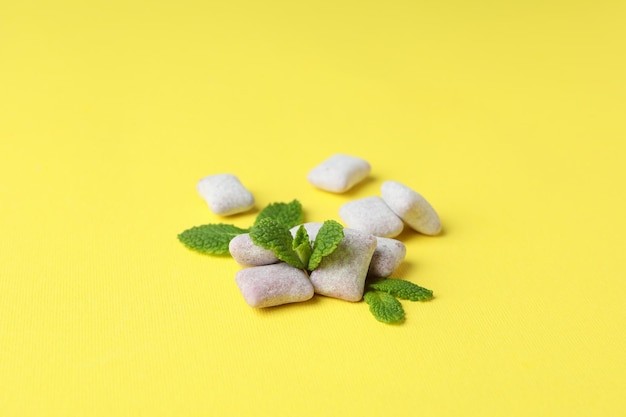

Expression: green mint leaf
xmin=254 ymin=200 xmax=303 ymax=229
xmin=292 ymin=225 xmax=313 ymax=268
xmin=178 ymin=224 xmax=249 ymax=255
xmin=369 ymin=279 xmax=434 ymax=301
xmin=364 ymin=290 xmax=405 ymax=324
xmin=250 ymin=218 xmax=305 ymax=269
xmin=308 ymin=220 xmax=344 ymax=270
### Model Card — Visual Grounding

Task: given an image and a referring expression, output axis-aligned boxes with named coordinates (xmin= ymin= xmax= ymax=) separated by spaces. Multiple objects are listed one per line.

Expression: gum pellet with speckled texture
xmin=235 ymin=263 xmax=314 ymax=308
xmin=196 ymin=174 xmax=254 ymax=216
xmin=381 ymin=180 xmax=442 ymax=235
xmin=309 ymin=229 xmax=377 ymax=302
xmin=368 ymin=237 xmax=406 ymax=278
xmin=338 ymin=196 xmax=404 ymax=238
xmin=229 ymin=234 xmax=279 ymax=266
xmin=307 ymin=154 xmax=371 ymax=193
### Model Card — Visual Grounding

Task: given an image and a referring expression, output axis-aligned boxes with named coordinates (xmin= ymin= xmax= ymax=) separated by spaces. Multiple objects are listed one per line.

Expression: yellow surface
xmin=1 ymin=1 xmax=625 ymax=416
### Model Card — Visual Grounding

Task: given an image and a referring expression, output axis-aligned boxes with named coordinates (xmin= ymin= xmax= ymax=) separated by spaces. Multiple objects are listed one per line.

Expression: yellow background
xmin=1 ymin=0 xmax=625 ymax=416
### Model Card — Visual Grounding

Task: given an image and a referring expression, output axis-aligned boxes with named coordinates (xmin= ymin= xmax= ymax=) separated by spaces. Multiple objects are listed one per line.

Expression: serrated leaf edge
xmin=364 ymin=290 xmax=405 ymax=324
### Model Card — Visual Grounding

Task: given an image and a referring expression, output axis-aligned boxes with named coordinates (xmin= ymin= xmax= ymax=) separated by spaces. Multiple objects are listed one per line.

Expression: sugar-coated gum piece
xmin=339 ymin=196 xmax=404 ymax=238
xmin=307 ymin=154 xmax=370 ymax=193
xmin=309 ymin=229 xmax=377 ymax=302
xmin=235 ymin=263 xmax=314 ymax=308
xmin=229 ymin=234 xmax=279 ymax=266
xmin=381 ymin=180 xmax=442 ymax=235
xmin=197 ymin=174 xmax=254 ymax=216
xmin=368 ymin=237 xmax=406 ymax=278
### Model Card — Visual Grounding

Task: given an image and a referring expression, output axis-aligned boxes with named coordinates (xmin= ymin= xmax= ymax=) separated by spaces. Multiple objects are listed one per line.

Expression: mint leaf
xmin=369 ymin=279 xmax=434 ymax=301
xmin=292 ymin=225 xmax=313 ymax=268
xmin=308 ymin=220 xmax=344 ymax=270
xmin=254 ymin=200 xmax=303 ymax=229
xmin=364 ymin=290 xmax=405 ymax=324
xmin=178 ymin=224 xmax=249 ymax=255
xmin=250 ymin=218 xmax=305 ymax=269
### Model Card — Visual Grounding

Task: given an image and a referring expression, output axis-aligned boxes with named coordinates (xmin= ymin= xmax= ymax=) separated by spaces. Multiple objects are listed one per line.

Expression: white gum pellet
xmin=309 ymin=229 xmax=377 ymax=302
xmin=229 ymin=233 xmax=279 ymax=266
xmin=197 ymin=174 xmax=254 ymax=216
xmin=381 ymin=180 xmax=442 ymax=235
xmin=368 ymin=237 xmax=406 ymax=278
xmin=235 ymin=263 xmax=314 ymax=308
xmin=338 ymin=196 xmax=404 ymax=238
xmin=307 ymin=154 xmax=371 ymax=193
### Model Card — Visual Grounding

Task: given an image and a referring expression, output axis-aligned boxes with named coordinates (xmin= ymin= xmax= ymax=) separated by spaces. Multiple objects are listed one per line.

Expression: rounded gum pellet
xmin=235 ymin=263 xmax=314 ymax=308
xmin=368 ymin=237 xmax=406 ymax=278
xmin=381 ymin=180 xmax=442 ymax=235
xmin=338 ymin=196 xmax=404 ymax=238
xmin=229 ymin=234 xmax=279 ymax=266
xmin=197 ymin=174 xmax=254 ymax=216
xmin=307 ymin=154 xmax=371 ymax=193
xmin=309 ymin=229 xmax=377 ymax=302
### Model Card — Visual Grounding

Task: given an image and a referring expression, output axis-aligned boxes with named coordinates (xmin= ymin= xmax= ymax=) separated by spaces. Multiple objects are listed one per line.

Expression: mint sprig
xmin=177 ymin=199 xmax=344 ymax=272
xmin=178 ymin=199 xmax=303 ymax=256
xmin=250 ymin=218 xmax=305 ymax=269
xmin=365 ymin=279 xmax=433 ymax=324
xmin=250 ymin=219 xmax=344 ymax=272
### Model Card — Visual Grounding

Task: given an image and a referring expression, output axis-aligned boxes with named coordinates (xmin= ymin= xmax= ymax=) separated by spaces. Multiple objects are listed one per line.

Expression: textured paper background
xmin=1 ymin=1 xmax=625 ymax=416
